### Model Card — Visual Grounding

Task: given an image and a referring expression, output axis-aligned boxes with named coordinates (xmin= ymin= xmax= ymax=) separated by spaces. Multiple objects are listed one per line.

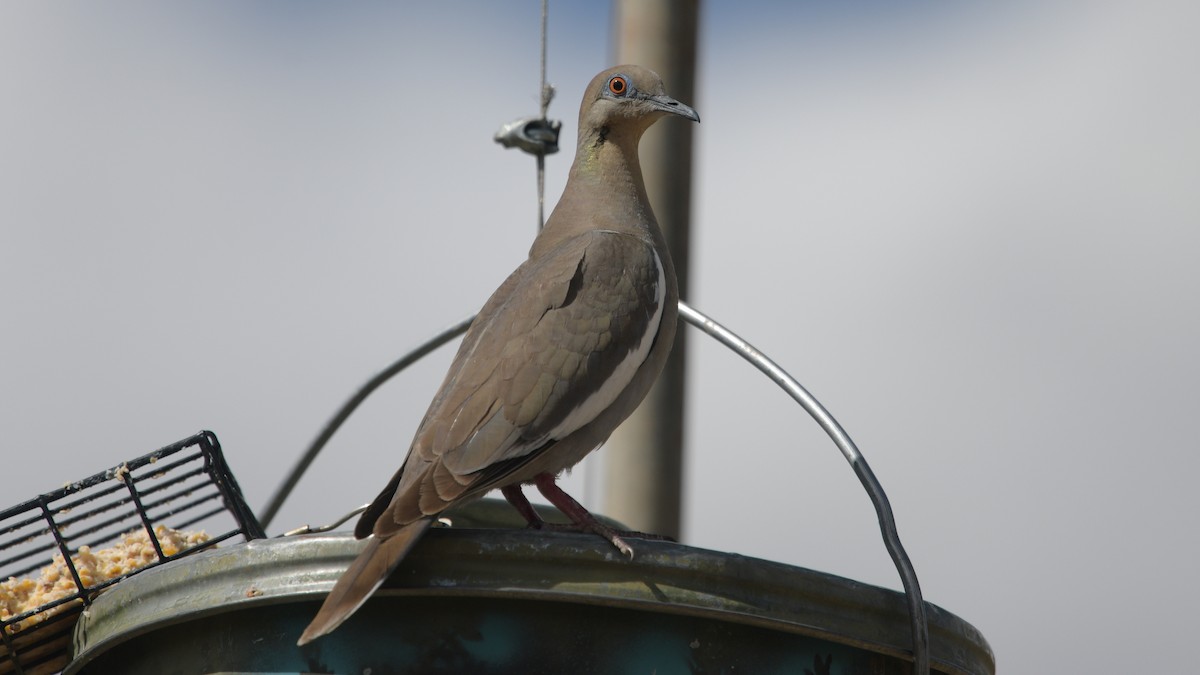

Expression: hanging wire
xmin=536 ymin=0 xmax=550 ymax=229
xmin=494 ymin=0 xmax=560 ymax=230
xmin=538 ymin=0 xmax=550 ymax=121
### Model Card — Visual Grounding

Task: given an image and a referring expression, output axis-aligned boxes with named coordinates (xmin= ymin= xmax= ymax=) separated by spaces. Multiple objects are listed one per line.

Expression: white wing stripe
xmin=541 ymin=250 xmax=666 ymax=442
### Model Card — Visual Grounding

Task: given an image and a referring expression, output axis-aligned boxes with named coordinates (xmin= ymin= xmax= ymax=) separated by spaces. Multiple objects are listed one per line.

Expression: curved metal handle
xmin=262 ymin=302 xmax=930 ymax=672
xmin=678 ymin=301 xmax=929 ymax=674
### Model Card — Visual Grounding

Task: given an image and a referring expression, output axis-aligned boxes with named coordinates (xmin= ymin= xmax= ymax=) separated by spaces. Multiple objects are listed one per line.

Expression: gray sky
xmin=3 ymin=2 xmax=1197 ymax=672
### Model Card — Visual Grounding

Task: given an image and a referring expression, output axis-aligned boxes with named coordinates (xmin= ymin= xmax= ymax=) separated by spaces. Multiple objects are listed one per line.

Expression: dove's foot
xmin=500 ymin=478 xmax=674 ymax=558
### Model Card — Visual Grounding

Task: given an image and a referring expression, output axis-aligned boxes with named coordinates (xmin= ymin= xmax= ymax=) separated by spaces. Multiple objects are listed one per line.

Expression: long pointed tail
xmin=297 ymin=517 xmax=433 ymax=645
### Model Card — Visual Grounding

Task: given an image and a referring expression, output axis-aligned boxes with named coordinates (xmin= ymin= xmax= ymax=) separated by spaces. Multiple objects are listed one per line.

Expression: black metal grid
xmin=0 ymin=431 xmax=264 ymax=675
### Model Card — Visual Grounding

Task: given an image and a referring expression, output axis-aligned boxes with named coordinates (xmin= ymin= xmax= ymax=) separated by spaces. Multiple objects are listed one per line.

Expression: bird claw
xmin=524 ymin=519 xmax=636 ymax=558
xmin=610 ymin=533 xmax=634 ymax=559
xmin=518 ymin=475 xmax=678 ymax=560
xmin=585 ymin=521 xmax=642 ymax=559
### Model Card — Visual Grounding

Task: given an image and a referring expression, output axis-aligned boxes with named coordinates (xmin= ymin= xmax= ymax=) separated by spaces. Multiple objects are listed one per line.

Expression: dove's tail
xmin=297 ymin=517 xmax=434 ymax=645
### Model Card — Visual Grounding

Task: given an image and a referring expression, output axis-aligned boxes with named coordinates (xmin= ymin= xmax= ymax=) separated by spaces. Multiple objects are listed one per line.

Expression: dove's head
xmin=577 ymin=65 xmax=699 ymax=143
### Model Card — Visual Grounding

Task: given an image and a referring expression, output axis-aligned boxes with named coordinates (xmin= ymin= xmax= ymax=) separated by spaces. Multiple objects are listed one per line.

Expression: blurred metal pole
xmin=602 ymin=0 xmax=699 ymax=540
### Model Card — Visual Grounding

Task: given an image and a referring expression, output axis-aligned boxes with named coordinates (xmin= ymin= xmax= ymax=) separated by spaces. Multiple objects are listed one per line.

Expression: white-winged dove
xmin=298 ymin=65 xmax=699 ymax=646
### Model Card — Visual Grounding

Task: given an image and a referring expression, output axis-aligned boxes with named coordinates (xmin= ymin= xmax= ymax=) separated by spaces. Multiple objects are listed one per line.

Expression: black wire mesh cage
xmin=0 ymin=431 xmax=264 ymax=675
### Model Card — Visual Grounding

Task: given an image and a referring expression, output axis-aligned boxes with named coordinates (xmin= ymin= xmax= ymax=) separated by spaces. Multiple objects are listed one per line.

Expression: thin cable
xmin=539 ymin=0 xmax=549 ymax=120
xmin=677 ymin=301 xmax=930 ymax=674
xmin=282 ymin=503 xmax=370 ymax=537
xmin=536 ymin=157 xmax=545 ymax=230
xmin=259 ymin=314 xmax=476 ymax=531
xmin=536 ymin=0 xmax=550 ymax=230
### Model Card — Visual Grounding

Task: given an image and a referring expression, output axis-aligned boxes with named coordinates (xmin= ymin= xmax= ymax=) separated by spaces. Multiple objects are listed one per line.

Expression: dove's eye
xmin=608 ymin=76 xmax=629 ymax=96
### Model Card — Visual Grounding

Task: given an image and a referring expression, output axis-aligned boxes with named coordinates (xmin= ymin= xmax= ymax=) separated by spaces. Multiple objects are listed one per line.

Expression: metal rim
xmin=69 ymin=531 xmax=993 ymax=675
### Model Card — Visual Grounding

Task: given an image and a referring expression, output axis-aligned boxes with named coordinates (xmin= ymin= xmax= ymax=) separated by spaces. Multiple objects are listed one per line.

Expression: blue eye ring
xmin=607 ymin=75 xmax=629 ymax=97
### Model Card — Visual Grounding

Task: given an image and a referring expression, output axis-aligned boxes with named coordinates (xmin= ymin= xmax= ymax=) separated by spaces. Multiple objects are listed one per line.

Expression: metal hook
xmin=282 ymin=504 xmax=370 ymax=536
xmin=494 ymin=116 xmax=562 ymax=156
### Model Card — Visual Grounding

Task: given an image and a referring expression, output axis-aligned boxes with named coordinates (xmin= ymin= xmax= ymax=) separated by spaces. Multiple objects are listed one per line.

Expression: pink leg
xmin=533 ymin=473 xmax=639 ymax=558
xmin=501 ymin=485 xmax=545 ymax=527
xmin=503 ymin=483 xmax=597 ymax=533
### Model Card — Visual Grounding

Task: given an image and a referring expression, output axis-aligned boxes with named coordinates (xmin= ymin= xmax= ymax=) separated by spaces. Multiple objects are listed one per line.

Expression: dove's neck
xmin=531 ymin=125 xmax=658 ymax=259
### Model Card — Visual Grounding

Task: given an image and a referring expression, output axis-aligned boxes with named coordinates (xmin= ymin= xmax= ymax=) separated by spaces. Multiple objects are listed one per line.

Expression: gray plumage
xmin=298 ymin=65 xmax=698 ymax=646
